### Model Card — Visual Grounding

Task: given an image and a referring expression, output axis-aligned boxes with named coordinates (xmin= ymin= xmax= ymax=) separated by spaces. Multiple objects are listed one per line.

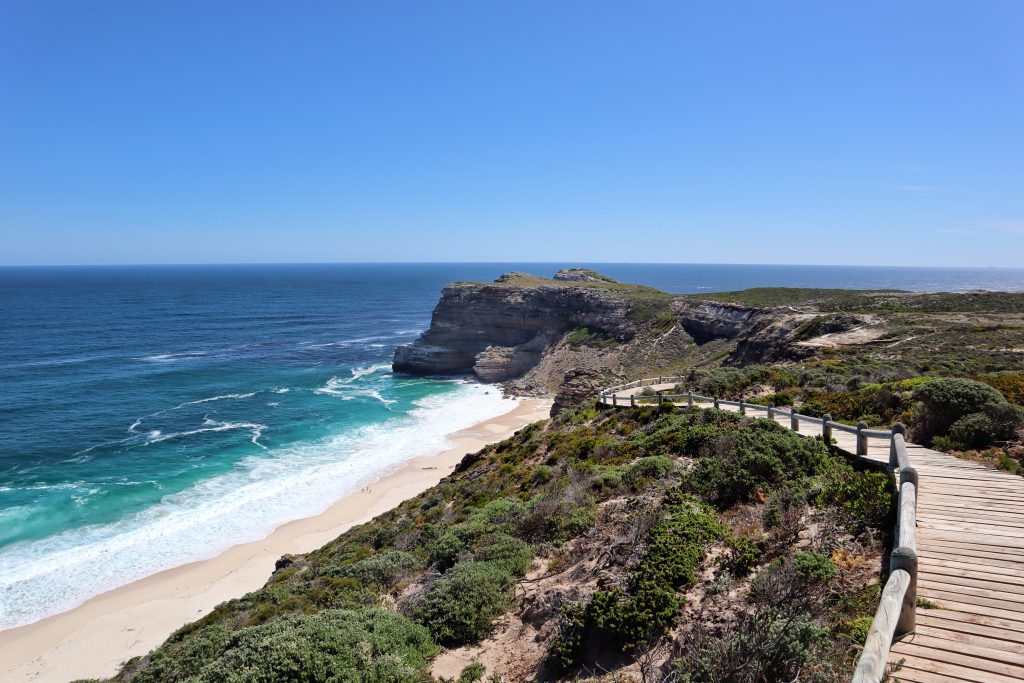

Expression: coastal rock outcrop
xmin=393 ymin=270 xmax=878 ymax=411
xmin=392 ymin=274 xmax=635 ymax=379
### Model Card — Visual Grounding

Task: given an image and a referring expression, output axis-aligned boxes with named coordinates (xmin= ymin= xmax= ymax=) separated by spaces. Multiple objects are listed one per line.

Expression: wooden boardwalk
xmin=607 ymin=384 xmax=1024 ymax=683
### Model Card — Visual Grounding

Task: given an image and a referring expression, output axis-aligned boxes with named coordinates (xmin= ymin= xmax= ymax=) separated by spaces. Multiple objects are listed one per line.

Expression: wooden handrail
xmin=596 ymin=380 xmax=917 ymax=683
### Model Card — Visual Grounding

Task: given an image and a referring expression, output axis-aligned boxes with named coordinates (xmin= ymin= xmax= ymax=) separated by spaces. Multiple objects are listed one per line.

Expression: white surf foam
xmin=140 ymin=351 xmax=208 ymax=363
xmin=171 ymin=393 xmax=257 ymax=410
xmin=0 ymin=383 xmax=518 ymax=631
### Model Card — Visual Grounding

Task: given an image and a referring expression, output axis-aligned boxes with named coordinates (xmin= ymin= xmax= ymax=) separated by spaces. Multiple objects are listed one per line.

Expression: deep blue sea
xmin=2 ymin=262 xmax=1023 ymax=630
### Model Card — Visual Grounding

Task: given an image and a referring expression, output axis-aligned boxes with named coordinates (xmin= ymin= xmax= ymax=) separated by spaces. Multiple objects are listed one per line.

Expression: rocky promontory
xmin=393 ymin=269 xmax=877 ymax=411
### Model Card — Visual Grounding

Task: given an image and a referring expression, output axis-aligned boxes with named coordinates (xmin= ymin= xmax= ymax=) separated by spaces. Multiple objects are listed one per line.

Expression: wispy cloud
xmin=982 ymin=219 xmax=1024 ymax=235
xmin=937 ymin=228 xmax=978 ymax=235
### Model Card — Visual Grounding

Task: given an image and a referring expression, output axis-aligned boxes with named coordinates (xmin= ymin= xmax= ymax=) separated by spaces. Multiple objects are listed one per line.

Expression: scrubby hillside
xmin=94 ymin=402 xmax=893 ymax=683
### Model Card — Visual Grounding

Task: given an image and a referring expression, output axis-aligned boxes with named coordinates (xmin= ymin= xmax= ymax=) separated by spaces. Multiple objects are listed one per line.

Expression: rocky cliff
xmin=393 ymin=271 xmax=641 ymax=382
xmin=394 ymin=270 xmax=870 ymax=411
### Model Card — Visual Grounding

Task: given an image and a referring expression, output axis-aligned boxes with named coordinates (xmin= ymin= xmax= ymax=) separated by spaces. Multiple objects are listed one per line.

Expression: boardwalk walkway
xmin=604 ymin=382 xmax=1024 ymax=683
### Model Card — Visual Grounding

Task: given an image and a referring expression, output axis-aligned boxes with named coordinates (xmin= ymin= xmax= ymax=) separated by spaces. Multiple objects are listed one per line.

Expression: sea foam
xmin=0 ymin=382 xmax=517 ymax=631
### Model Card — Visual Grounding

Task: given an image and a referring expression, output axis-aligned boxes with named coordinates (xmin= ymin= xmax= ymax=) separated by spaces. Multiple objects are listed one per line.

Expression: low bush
xmin=621 ymin=455 xmax=677 ymax=489
xmin=978 ymin=371 xmax=1024 ymax=405
xmin=685 ymin=420 xmax=832 ymax=508
xmin=342 ymin=551 xmax=423 ymax=588
xmin=131 ymin=609 xmax=437 ymax=683
xmin=913 ymin=378 xmax=1010 ymax=444
xmin=792 ymin=550 xmax=838 ymax=582
xmin=948 ymin=412 xmax=997 ymax=450
xmin=819 ymin=468 xmax=894 ymax=533
xmin=552 ymin=496 xmax=721 ymax=666
xmin=411 ymin=561 xmax=518 ymax=646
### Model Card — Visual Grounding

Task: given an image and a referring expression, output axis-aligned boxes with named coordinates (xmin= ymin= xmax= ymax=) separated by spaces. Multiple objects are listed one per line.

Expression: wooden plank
xmin=918 ymin=529 xmax=1024 ymax=550
xmin=890 ymin=656 xmax=1024 ymax=683
xmin=915 ymin=623 xmax=1024 ymax=653
xmin=919 ymin=571 xmax=1024 ymax=595
xmin=898 ymin=632 xmax=1024 ymax=666
xmin=917 ymin=610 xmax=1024 ymax=642
xmin=919 ymin=551 xmax=1024 ymax=571
xmin=918 ymin=538 xmax=1024 ymax=558
xmin=921 ymin=499 xmax=1024 ymax=514
xmin=889 ymin=642 xmax=1024 ymax=679
xmin=918 ymin=597 xmax=1024 ymax=624
xmin=921 ymin=507 xmax=1024 ymax=524
xmin=920 ymin=514 xmax=1024 ymax=532
xmin=919 ymin=560 xmax=1024 ymax=585
xmin=889 ymin=666 xmax=977 ymax=683
xmin=920 ymin=555 xmax=1024 ymax=577
xmin=919 ymin=580 xmax=1024 ymax=608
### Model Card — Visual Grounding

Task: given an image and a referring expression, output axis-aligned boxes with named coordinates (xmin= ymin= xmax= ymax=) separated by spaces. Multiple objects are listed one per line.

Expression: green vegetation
xmin=108 ymin=401 xmax=892 ymax=682
xmin=118 ymin=609 xmax=437 ymax=683
xmin=913 ymin=378 xmax=1022 ymax=448
xmin=564 ymin=326 xmax=619 ymax=348
xmin=692 ymin=287 xmax=1024 ymax=314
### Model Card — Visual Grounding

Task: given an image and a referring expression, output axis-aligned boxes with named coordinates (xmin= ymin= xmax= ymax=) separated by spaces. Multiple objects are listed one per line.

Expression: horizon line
xmin=1 ymin=260 xmax=1021 ymax=271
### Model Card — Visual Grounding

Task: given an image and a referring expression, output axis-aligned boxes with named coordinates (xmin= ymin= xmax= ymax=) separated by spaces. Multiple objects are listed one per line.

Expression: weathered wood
xmin=853 ymin=569 xmax=912 ymax=683
xmin=890 ymin=641 xmax=1024 ymax=679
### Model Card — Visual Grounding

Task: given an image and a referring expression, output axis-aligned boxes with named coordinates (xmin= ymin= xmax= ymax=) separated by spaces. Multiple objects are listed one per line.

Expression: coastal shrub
xmin=456 ymin=662 xmax=487 ymax=682
xmin=819 ymin=468 xmax=893 ymax=532
xmin=553 ymin=497 xmax=721 ymax=665
xmin=913 ymin=378 xmax=1008 ymax=444
xmin=564 ymin=327 xmax=618 ymax=348
xmin=685 ymin=420 xmax=831 ymax=508
xmin=978 ymin=371 xmax=1024 ymax=405
xmin=589 ymin=464 xmax=624 ymax=493
xmin=998 ymin=453 xmax=1023 ymax=475
xmin=181 ymin=609 xmax=436 ymax=683
xmin=124 ymin=625 xmax=233 ymax=683
xmin=844 ymin=615 xmax=875 ymax=644
xmin=343 ymin=551 xmax=423 ymax=588
xmin=471 ymin=534 xmax=532 ymax=575
xmin=673 ymin=612 xmax=830 ymax=683
xmin=725 ymin=535 xmax=763 ymax=576
xmin=745 ymin=391 xmax=794 ymax=407
xmin=411 ymin=561 xmax=518 ymax=646
xmin=621 ymin=455 xmax=677 ymax=489
xmin=948 ymin=412 xmax=998 ymax=449
xmin=792 ymin=550 xmax=838 ymax=582
xmin=800 ymin=385 xmax=904 ymax=426
xmin=428 ymin=531 xmax=469 ymax=571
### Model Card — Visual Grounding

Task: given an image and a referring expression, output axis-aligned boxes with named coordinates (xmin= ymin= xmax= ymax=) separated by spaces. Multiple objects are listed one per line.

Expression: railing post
xmin=822 ymin=415 xmax=832 ymax=442
xmin=630 ymin=394 xmax=635 ymax=408
xmin=790 ymin=409 xmax=799 ymax=431
xmin=687 ymin=390 xmax=694 ymax=408
xmin=739 ymin=400 xmax=746 ymax=415
xmin=857 ymin=421 xmax=869 ymax=457
xmin=713 ymin=397 xmax=719 ymax=409
xmin=612 ymin=394 xmax=618 ymax=407
xmin=767 ymin=406 xmax=774 ymax=419
xmin=890 ymin=547 xmax=918 ymax=637
xmin=890 ymin=423 xmax=907 ymax=469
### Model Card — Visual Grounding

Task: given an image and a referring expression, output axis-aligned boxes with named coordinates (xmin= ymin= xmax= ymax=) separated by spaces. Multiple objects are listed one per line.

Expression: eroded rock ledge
xmin=393 ymin=270 xmax=870 ymax=412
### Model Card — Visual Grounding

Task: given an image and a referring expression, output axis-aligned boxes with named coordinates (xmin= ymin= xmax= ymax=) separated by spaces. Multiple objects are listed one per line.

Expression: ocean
xmin=2 ymin=262 xmax=1023 ymax=630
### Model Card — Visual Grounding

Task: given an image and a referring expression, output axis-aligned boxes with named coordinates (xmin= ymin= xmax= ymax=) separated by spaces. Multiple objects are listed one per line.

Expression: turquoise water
xmin=2 ymin=262 xmax=1022 ymax=630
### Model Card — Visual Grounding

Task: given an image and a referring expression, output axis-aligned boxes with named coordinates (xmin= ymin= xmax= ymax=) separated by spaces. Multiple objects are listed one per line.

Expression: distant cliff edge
xmin=393 ymin=269 xmax=878 ymax=414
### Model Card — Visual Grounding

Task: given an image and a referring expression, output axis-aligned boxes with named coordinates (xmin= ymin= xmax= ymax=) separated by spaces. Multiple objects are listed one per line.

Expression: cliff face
xmin=393 ymin=271 xmax=871 ymax=410
xmin=393 ymin=280 xmax=634 ymax=381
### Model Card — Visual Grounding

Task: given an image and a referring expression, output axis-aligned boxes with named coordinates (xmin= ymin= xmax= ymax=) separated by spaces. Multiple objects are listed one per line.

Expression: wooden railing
xmin=596 ymin=377 xmax=917 ymax=683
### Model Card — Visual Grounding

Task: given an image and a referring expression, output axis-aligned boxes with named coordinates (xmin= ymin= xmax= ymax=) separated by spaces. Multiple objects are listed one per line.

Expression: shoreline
xmin=0 ymin=397 xmax=552 ymax=683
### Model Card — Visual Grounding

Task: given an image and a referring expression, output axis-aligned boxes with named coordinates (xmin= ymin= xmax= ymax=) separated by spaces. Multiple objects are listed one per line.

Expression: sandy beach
xmin=0 ymin=397 xmax=551 ymax=683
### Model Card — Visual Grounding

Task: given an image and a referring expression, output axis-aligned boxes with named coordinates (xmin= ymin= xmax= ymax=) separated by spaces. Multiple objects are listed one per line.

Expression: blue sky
xmin=1 ymin=1 xmax=1022 ymax=266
